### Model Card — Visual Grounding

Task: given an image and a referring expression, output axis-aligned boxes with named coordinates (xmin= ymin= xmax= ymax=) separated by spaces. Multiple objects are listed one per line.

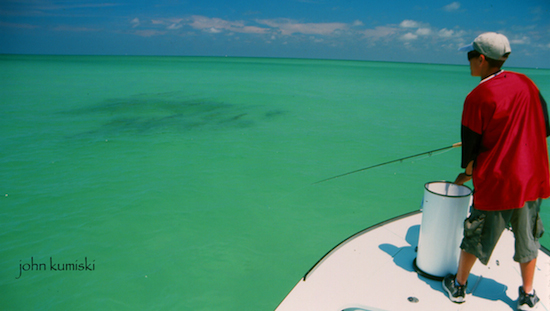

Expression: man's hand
xmin=454 ymin=173 xmax=472 ymax=186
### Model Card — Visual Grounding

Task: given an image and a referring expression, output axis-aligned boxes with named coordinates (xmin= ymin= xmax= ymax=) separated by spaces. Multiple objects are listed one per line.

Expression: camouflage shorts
xmin=460 ymin=199 xmax=544 ymax=265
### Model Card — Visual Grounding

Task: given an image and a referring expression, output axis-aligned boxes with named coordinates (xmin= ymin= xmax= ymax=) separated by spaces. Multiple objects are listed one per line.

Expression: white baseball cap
xmin=459 ymin=32 xmax=511 ymax=61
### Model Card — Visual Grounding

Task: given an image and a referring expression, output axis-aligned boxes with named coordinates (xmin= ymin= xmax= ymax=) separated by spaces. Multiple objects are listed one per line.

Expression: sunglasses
xmin=468 ymin=50 xmax=481 ymax=61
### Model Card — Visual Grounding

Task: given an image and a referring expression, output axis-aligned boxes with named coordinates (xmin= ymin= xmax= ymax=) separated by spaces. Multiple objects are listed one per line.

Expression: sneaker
xmin=442 ymin=274 xmax=467 ymax=303
xmin=517 ymin=286 xmax=539 ymax=311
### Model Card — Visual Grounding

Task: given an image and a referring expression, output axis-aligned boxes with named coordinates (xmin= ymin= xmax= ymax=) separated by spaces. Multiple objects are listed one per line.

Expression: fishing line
xmin=313 ymin=142 xmax=462 ymax=185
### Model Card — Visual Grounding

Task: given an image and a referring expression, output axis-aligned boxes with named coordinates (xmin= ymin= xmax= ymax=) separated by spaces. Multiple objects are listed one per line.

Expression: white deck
xmin=276 ymin=211 xmax=550 ymax=311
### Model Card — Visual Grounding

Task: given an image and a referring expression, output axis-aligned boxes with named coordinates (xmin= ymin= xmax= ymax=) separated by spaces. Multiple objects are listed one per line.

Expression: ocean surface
xmin=1 ymin=55 xmax=549 ymax=310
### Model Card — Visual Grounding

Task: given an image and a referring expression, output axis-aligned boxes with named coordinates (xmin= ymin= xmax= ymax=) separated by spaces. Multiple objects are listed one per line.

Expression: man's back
xmin=461 ymin=71 xmax=550 ymax=210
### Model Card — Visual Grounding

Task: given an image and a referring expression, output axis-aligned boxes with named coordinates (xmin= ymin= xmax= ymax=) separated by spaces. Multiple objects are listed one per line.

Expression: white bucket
xmin=414 ymin=181 xmax=472 ymax=280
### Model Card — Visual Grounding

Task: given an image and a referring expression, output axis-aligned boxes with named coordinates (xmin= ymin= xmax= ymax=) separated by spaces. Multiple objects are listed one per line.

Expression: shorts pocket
xmin=460 ymin=213 xmax=487 ymax=262
xmin=464 ymin=214 xmax=486 ymax=237
xmin=533 ymin=213 xmax=544 ymax=240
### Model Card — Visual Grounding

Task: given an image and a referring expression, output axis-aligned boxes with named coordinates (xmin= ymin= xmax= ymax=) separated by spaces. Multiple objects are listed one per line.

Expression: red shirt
xmin=461 ymin=71 xmax=550 ymax=211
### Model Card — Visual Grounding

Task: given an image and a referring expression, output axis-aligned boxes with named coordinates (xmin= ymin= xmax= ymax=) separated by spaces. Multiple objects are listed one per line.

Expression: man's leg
xmin=512 ymin=200 xmax=543 ymax=293
xmin=456 ymin=250 xmax=477 ymax=285
xmin=519 ymin=257 xmax=536 ymax=293
xmin=443 ymin=249 xmax=477 ymax=303
xmin=511 ymin=200 xmax=542 ymax=310
xmin=517 ymin=258 xmax=540 ymax=310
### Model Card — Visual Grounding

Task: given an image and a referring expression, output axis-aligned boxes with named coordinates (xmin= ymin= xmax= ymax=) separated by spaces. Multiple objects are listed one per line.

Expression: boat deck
xmin=276 ymin=211 xmax=550 ymax=311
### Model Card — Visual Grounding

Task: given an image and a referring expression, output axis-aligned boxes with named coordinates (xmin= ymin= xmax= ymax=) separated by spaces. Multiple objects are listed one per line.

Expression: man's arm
xmin=454 ymin=160 xmax=474 ymax=185
xmin=539 ymin=92 xmax=550 ymax=137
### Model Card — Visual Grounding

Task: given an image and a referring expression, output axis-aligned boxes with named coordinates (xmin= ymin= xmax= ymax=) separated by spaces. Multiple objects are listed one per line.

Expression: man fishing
xmin=442 ymin=32 xmax=550 ymax=311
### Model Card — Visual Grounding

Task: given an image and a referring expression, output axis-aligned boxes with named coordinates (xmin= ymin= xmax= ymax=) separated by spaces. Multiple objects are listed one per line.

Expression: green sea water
xmin=1 ymin=55 xmax=549 ymax=310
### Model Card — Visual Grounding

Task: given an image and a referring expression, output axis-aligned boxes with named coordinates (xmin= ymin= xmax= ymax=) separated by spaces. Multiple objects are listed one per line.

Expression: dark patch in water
xmin=62 ymin=93 xmax=275 ymax=138
xmin=264 ymin=110 xmax=286 ymax=119
xmin=228 ymin=113 xmax=248 ymax=121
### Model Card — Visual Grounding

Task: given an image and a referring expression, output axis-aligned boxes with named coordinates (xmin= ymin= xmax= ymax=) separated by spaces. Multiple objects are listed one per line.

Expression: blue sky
xmin=1 ymin=0 xmax=549 ymax=67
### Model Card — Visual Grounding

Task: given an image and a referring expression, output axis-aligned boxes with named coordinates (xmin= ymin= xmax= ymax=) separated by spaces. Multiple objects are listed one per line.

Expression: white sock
xmin=523 ymin=287 xmax=535 ymax=295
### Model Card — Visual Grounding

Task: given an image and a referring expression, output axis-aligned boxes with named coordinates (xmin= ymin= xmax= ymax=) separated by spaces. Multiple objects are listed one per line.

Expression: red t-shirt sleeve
xmin=539 ymin=92 xmax=550 ymax=137
xmin=460 ymin=90 xmax=495 ymax=168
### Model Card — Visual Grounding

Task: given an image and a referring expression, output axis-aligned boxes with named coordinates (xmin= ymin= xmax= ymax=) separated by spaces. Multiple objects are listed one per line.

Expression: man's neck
xmin=480 ymin=67 xmax=502 ymax=81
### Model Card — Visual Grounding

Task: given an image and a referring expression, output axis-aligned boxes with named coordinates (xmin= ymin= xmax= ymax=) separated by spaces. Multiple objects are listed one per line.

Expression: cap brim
xmin=458 ymin=43 xmax=475 ymax=52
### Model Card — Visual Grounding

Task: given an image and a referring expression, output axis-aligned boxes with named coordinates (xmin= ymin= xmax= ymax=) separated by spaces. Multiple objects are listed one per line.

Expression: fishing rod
xmin=313 ymin=142 xmax=462 ymax=185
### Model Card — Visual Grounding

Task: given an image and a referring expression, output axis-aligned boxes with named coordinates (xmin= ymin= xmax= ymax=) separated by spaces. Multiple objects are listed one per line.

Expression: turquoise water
xmin=1 ymin=55 xmax=549 ymax=310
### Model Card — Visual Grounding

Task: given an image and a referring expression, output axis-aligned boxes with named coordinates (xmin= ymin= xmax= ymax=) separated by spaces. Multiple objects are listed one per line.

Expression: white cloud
xmin=131 ymin=18 xmax=140 ymax=28
xmin=167 ymin=23 xmax=183 ymax=30
xmin=145 ymin=16 xmax=269 ymax=34
xmin=361 ymin=26 xmax=398 ymax=39
xmin=510 ymin=36 xmax=530 ymax=45
xmin=53 ymin=25 xmax=100 ymax=32
xmin=400 ymin=20 xmax=420 ymax=28
xmin=257 ymin=18 xmax=347 ymax=35
xmin=398 ymin=21 xmax=432 ymax=38
xmin=443 ymin=2 xmax=461 ymax=12
xmin=402 ymin=33 xmax=418 ymax=40
xmin=241 ymin=26 xmax=268 ymax=34
xmin=126 ymin=13 xmax=477 ymax=55
xmin=189 ymin=16 xmax=268 ymax=34
xmin=312 ymin=36 xmax=324 ymax=43
xmin=438 ymin=28 xmax=454 ymax=38
xmin=206 ymin=27 xmax=222 ymax=34
xmin=135 ymin=30 xmax=167 ymax=37
xmin=190 ymin=16 xmax=241 ymax=31
xmin=416 ymin=28 xmax=432 ymax=36
xmin=0 ymin=22 xmax=39 ymax=29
